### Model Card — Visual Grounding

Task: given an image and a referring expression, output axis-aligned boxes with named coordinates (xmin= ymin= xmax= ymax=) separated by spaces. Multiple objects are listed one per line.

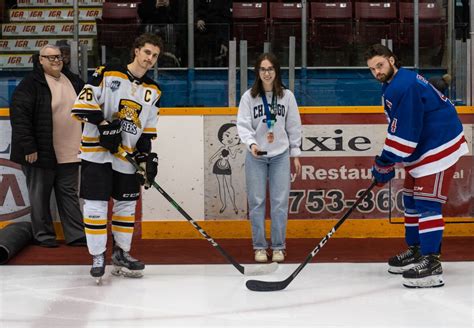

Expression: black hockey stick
xmin=246 ymin=181 xmax=377 ymax=291
xmin=119 ymin=149 xmax=278 ymax=276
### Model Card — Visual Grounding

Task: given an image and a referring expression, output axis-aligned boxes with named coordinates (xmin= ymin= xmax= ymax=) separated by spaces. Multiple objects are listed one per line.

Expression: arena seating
xmin=354 ymin=1 xmax=398 ymax=48
xmin=96 ymin=1 xmax=140 ymax=49
xmin=399 ymin=1 xmax=445 ymax=52
xmin=232 ymin=2 xmax=268 ymax=60
xmin=269 ymin=1 xmax=305 ymax=64
xmin=310 ymin=1 xmax=353 ymax=65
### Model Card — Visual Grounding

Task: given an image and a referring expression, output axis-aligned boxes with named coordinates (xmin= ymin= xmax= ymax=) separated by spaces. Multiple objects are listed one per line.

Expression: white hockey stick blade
xmin=244 ymin=262 xmax=279 ymax=276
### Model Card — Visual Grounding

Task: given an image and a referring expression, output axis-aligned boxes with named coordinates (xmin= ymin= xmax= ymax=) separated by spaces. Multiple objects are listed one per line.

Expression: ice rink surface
xmin=0 ymin=262 xmax=472 ymax=328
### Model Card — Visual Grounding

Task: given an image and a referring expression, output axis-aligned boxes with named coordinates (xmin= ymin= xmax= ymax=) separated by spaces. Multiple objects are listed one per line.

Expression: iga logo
xmin=0 ymin=159 xmax=30 ymax=221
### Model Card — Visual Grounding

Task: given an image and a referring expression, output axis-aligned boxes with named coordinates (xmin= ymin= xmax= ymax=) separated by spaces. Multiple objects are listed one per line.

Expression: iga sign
xmin=2 ymin=22 xmax=97 ymax=36
xmin=16 ymin=0 xmax=103 ymax=7
xmin=0 ymin=38 xmax=94 ymax=52
xmin=0 ymin=54 xmax=33 ymax=68
xmin=9 ymin=8 xmax=102 ymax=21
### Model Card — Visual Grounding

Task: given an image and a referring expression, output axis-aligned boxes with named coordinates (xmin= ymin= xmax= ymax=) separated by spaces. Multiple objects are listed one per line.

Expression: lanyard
xmin=261 ymin=92 xmax=277 ymax=131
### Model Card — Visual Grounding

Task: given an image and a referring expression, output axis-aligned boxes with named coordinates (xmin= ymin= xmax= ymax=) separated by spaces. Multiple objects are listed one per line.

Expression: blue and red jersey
xmin=380 ymin=68 xmax=468 ymax=178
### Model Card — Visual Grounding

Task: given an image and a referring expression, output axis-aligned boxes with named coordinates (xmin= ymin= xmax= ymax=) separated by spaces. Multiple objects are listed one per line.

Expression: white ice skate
xmin=90 ymin=252 xmax=106 ymax=285
xmin=111 ymin=246 xmax=145 ymax=278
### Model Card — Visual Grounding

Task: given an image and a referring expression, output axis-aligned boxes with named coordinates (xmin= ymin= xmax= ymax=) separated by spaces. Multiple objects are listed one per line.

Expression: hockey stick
xmin=246 ymin=181 xmax=377 ymax=291
xmin=119 ymin=149 xmax=278 ymax=276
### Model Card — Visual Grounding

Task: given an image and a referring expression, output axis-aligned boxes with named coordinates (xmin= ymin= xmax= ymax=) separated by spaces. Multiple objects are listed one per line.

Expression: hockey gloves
xmin=371 ymin=156 xmax=395 ymax=186
xmin=98 ymin=120 xmax=122 ymax=154
xmin=135 ymin=152 xmax=158 ymax=189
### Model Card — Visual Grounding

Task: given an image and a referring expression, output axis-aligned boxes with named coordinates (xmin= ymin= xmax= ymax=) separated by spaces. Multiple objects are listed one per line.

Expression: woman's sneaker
xmin=402 ymin=254 xmax=444 ymax=288
xmin=254 ymin=249 xmax=268 ymax=262
xmin=388 ymin=245 xmax=422 ymax=274
xmin=272 ymin=250 xmax=285 ymax=262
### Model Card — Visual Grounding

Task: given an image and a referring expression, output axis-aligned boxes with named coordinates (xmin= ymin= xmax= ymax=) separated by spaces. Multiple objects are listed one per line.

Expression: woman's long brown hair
xmin=250 ymin=52 xmax=285 ymax=99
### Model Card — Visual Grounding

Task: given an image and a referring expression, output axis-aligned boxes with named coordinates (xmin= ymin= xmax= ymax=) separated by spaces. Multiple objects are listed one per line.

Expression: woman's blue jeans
xmin=245 ymin=150 xmax=290 ymax=250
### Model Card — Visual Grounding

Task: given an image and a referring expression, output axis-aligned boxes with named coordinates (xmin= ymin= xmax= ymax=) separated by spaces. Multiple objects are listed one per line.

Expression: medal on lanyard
xmin=261 ymin=93 xmax=276 ymax=143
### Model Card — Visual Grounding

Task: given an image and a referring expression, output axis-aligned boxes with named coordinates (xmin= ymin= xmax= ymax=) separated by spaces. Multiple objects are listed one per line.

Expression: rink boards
xmin=1 ymin=106 xmax=473 ymax=239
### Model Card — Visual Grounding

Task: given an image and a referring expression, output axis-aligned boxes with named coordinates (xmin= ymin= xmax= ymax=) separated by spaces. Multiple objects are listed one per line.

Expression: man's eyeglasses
xmin=40 ymin=55 xmax=63 ymax=62
xmin=259 ymin=67 xmax=275 ymax=74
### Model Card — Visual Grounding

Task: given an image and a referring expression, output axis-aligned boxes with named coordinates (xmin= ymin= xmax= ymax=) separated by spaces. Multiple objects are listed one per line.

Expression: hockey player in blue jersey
xmin=365 ymin=44 xmax=469 ymax=288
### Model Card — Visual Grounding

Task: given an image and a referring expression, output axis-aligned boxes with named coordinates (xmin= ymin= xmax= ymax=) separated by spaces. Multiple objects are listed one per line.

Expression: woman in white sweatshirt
xmin=237 ymin=53 xmax=302 ymax=263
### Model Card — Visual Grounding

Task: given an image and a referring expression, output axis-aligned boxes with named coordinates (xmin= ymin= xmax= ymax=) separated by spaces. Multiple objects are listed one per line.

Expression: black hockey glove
xmin=135 ymin=152 xmax=158 ymax=189
xmin=97 ymin=119 xmax=122 ymax=154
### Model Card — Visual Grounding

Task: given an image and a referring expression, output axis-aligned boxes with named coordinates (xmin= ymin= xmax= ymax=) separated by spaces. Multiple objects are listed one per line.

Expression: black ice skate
xmin=402 ymin=254 xmax=444 ymax=288
xmin=90 ymin=252 xmax=106 ymax=285
xmin=111 ymin=246 xmax=145 ymax=278
xmin=388 ymin=245 xmax=422 ymax=274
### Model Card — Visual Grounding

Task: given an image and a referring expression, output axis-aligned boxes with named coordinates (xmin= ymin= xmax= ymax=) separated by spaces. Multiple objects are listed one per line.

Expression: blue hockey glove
xmin=371 ymin=156 xmax=395 ymax=186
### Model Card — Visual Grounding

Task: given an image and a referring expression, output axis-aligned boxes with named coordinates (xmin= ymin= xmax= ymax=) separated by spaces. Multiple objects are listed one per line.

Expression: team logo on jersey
xmin=114 ymin=99 xmax=142 ymax=134
xmin=92 ymin=66 xmax=105 ymax=77
xmin=390 ymin=118 xmax=398 ymax=133
xmin=107 ymin=80 xmax=121 ymax=92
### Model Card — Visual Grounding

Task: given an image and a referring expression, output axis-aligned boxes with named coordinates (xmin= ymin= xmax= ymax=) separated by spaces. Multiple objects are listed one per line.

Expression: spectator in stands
xmin=237 ymin=53 xmax=302 ymax=263
xmin=195 ymin=0 xmax=232 ymax=67
xmin=428 ymin=74 xmax=451 ymax=95
xmin=6 ymin=0 xmax=17 ymax=9
xmin=138 ymin=0 xmax=186 ymax=67
xmin=56 ymin=40 xmax=71 ymax=68
xmin=9 ymin=45 xmax=86 ymax=248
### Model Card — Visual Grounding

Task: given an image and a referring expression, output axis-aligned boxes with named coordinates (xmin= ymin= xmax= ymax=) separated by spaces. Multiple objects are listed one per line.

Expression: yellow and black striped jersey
xmin=71 ymin=65 xmax=161 ymax=174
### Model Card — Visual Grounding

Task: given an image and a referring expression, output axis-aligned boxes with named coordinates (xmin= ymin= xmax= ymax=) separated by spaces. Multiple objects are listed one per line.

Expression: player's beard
xmin=376 ymin=62 xmax=395 ymax=83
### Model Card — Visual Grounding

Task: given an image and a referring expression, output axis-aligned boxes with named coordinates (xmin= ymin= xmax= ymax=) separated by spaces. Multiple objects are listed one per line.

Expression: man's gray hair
xmin=39 ymin=44 xmax=60 ymax=55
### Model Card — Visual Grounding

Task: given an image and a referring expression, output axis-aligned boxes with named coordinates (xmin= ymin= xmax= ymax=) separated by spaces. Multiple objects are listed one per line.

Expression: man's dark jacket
xmin=9 ymin=54 xmax=85 ymax=168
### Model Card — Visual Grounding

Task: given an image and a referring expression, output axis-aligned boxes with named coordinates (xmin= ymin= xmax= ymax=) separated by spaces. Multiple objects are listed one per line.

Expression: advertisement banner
xmin=0 ymin=38 xmax=93 ymax=52
xmin=203 ymin=118 xmax=247 ymax=219
xmin=0 ymin=54 xmax=34 ymax=68
xmin=203 ymin=115 xmax=473 ymax=220
xmin=0 ymin=120 xmax=30 ymax=222
xmin=2 ymin=22 xmax=97 ymax=36
xmin=17 ymin=0 xmax=104 ymax=7
xmin=290 ymin=157 xmax=472 ymax=219
xmin=9 ymin=8 xmax=102 ymax=21
xmin=2 ymin=111 xmax=473 ymax=223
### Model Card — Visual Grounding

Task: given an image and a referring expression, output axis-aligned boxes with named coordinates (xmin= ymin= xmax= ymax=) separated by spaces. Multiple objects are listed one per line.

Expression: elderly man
xmin=10 ymin=45 xmax=86 ymax=247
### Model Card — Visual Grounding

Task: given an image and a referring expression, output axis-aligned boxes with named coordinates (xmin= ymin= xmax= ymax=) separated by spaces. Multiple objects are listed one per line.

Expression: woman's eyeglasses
xmin=40 ymin=55 xmax=63 ymax=62
xmin=259 ymin=67 xmax=275 ymax=74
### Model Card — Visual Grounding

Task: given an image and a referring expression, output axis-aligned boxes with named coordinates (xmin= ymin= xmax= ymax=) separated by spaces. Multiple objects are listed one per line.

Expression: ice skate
xmin=402 ymin=254 xmax=444 ymax=288
xmin=90 ymin=252 xmax=106 ymax=285
xmin=388 ymin=245 xmax=422 ymax=274
xmin=111 ymin=246 xmax=145 ymax=278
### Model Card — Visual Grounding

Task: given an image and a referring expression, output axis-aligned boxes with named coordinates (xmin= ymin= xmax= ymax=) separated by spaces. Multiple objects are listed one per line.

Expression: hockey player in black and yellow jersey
xmin=71 ymin=33 xmax=164 ymax=284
